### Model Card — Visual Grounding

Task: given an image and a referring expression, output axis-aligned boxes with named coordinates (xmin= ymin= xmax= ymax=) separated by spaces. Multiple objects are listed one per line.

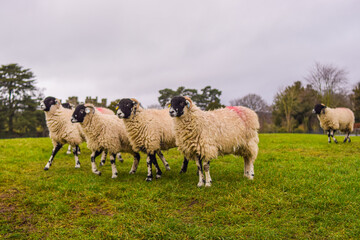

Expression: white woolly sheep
xmin=71 ymin=103 xmax=140 ymax=178
xmin=40 ymin=97 xmax=86 ymax=170
xmin=116 ymin=98 xmax=185 ymax=181
xmin=169 ymin=96 xmax=260 ymax=187
xmin=313 ymin=104 xmax=355 ymax=143
xmin=94 ymin=107 xmax=124 ymax=165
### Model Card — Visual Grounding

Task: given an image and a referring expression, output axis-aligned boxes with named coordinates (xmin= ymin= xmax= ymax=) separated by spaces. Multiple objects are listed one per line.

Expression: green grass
xmin=1 ymin=134 xmax=360 ymax=239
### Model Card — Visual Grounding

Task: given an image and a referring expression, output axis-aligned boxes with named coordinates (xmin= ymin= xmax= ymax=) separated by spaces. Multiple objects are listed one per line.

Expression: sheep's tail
xmin=226 ymin=106 xmax=260 ymax=130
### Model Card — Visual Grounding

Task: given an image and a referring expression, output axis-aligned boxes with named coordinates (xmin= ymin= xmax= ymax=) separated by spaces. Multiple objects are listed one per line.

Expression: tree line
xmin=1 ymin=63 xmax=359 ymax=138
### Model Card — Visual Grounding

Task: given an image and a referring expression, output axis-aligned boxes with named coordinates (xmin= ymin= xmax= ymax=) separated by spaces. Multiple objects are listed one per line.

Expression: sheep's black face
xmin=71 ymin=105 xmax=87 ymax=123
xmin=169 ymin=96 xmax=187 ymax=117
xmin=313 ymin=104 xmax=326 ymax=115
xmin=62 ymin=103 xmax=72 ymax=109
xmin=40 ymin=96 xmax=57 ymax=111
xmin=117 ymin=99 xmax=134 ymax=119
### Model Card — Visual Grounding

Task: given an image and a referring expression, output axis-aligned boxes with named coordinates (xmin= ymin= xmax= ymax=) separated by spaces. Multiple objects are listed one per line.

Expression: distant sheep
xmin=40 ymin=97 xmax=86 ymax=170
xmin=169 ymin=96 xmax=260 ymax=187
xmin=116 ymin=98 xmax=181 ymax=181
xmin=71 ymin=104 xmax=140 ymax=178
xmin=313 ymin=104 xmax=355 ymax=143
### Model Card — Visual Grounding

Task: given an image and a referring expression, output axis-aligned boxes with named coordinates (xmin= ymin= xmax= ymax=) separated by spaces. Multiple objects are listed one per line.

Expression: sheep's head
xmin=313 ymin=103 xmax=326 ymax=115
xmin=40 ymin=96 xmax=60 ymax=112
xmin=71 ymin=104 xmax=94 ymax=123
xmin=116 ymin=98 xmax=140 ymax=119
xmin=169 ymin=96 xmax=192 ymax=117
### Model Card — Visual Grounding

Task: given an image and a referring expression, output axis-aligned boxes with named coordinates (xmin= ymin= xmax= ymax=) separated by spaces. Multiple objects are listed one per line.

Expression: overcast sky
xmin=1 ymin=0 xmax=359 ymax=107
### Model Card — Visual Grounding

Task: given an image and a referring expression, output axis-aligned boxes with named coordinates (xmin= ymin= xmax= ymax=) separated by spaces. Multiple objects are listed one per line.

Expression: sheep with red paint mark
xmin=169 ymin=96 xmax=260 ymax=187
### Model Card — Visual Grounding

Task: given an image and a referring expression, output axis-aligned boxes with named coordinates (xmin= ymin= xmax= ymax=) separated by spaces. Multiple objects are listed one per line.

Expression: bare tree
xmin=305 ymin=62 xmax=348 ymax=106
xmin=230 ymin=94 xmax=270 ymax=112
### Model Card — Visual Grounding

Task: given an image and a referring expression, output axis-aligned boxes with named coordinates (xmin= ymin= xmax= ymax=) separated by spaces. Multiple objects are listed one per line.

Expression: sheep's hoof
xmin=179 ymin=170 xmax=186 ymax=174
xmin=112 ymin=173 xmax=118 ymax=179
xmin=99 ymin=161 xmax=105 ymax=166
xmin=348 ymin=138 xmax=351 ymax=143
xmin=205 ymin=182 xmax=212 ymax=187
xmin=156 ymin=174 xmax=162 ymax=179
xmin=334 ymin=139 xmax=338 ymax=144
xmin=66 ymin=151 xmax=72 ymax=155
xmin=129 ymin=170 xmax=136 ymax=174
xmin=44 ymin=167 xmax=49 ymax=171
xmin=93 ymin=171 xmax=101 ymax=176
xmin=197 ymin=182 xmax=204 ymax=187
xmin=165 ymin=165 xmax=171 ymax=171
xmin=119 ymin=158 xmax=124 ymax=163
xmin=145 ymin=177 xmax=153 ymax=182
xmin=75 ymin=165 xmax=80 ymax=169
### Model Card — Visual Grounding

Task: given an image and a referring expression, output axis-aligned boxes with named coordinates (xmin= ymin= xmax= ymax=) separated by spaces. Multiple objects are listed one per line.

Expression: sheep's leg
xmin=117 ymin=153 xmax=124 ymax=163
xmin=100 ymin=150 xmax=107 ymax=166
xmin=151 ymin=154 xmax=162 ymax=179
xmin=110 ymin=153 xmax=118 ymax=179
xmin=66 ymin=145 xmax=72 ymax=154
xmin=348 ymin=132 xmax=351 ymax=143
xmin=244 ymin=156 xmax=255 ymax=180
xmin=204 ymin=161 xmax=212 ymax=187
xmin=156 ymin=150 xmax=170 ymax=171
xmin=129 ymin=152 xmax=140 ymax=174
xmin=344 ymin=132 xmax=350 ymax=143
xmin=244 ymin=141 xmax=258 ymax=180
xmin=331 ymin=130 xmax=338 ymax=143
xmin=145 ymin=155 xmax=153 ymax=182
xmin=73 ymin=145 xmax=81 ymax=168
xmin=180 ymin=157 xmax=189 ymax=173
xmin=327 ymin=130 xmax=331 ymax=143
xmin=195 ymin=156 xmax=205 ymax=187
xmin=44 ymin=143 xmax=63 ymax=170
xmin=90 ymin=150 xmax=102 ymax=176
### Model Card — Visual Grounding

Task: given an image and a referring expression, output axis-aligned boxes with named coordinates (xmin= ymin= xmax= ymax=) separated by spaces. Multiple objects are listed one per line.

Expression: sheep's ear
xmin=185 ymin=100 xmax=191 ymax=108
xmin=321 ymin=108 xmax=326 ymax=114
xmin=166 ymin=102 xmax=171 ymax=108
xmin=85 ymin=108 xmax=91 ymax=114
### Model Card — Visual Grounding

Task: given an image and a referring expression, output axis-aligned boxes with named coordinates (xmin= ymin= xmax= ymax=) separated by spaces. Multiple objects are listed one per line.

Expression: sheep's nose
xmin=169 ymin=110 xmax=176 ymax=116
xmin=71 ymin=117 xmax=77 ymax=123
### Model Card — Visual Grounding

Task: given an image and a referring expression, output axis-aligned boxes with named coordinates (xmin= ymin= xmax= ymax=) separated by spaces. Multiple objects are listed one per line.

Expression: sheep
xmin=169 ymin=96 xmax=260 ymax=187
xmin=313 ymin=103 xmax=355 ymax=143
xmin=61 ymin=103 xmax=123 ymax=162
xmin=94 ymin=107 xmax=124 ymax=165
xmin=40 ymin=97 xmax=86 ymax=170
xmin=71 ymin=103 xmax=141 ymax=178
xmin=116 ymin=98 xmax=186 ymax=181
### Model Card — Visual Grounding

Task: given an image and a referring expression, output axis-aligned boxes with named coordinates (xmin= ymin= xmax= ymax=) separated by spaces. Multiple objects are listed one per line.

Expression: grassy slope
xmin=1 ymin=134 xmax=360 ymax=239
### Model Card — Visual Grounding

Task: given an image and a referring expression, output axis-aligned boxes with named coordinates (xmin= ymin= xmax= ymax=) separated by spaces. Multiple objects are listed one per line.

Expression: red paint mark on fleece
xmin=96 ymin=107 xmax=106 ymax=113
xmin=226 ymin=106 xmax=246 ymax=121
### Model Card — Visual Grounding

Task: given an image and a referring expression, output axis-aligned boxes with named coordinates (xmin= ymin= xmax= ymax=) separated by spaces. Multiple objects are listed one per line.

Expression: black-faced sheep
xmin=71 ymin=104 xmax=140 ymax=178
xmin=40 ymin=97 xmax=86 ymax=170
xmin=116 ymin=98 xmax=187 ymax=181
xmin=169 ymin=96 xmax=260 ymax=187
xmin=313 ymin=104 xmax=355 ymax=143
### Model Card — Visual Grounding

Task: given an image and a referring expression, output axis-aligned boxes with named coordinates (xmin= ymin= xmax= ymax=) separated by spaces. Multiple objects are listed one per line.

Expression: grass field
xmin=1 ymin=134 xmax=360 ymax=239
